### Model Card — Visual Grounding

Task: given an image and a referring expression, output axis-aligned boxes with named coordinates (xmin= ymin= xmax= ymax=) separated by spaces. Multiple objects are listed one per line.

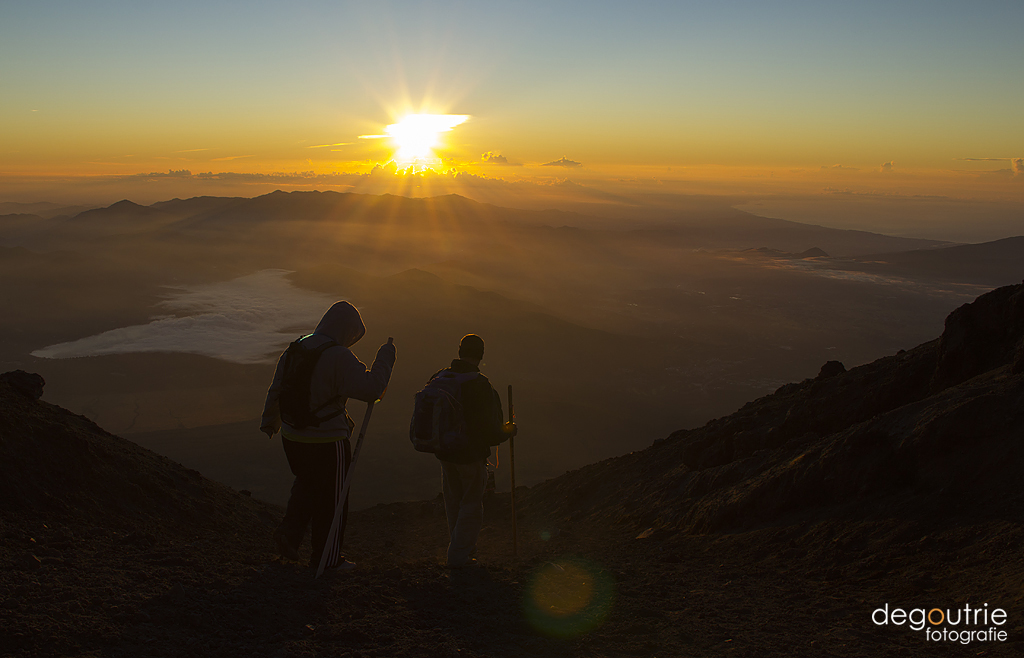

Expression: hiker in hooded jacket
xmin=261 ymin=301 xmax=396 ymax=572
xmin=418 ymin=334 xmax=516 ymax=568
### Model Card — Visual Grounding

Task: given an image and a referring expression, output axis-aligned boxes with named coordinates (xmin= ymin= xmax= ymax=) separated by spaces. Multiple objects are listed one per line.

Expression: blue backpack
xmin=409 ymin=370 xmax=481 ymax=453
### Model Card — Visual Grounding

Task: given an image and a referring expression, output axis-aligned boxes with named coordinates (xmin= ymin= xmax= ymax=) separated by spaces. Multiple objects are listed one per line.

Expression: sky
xmin=1 ymin=0 xmax=1023 ymax=203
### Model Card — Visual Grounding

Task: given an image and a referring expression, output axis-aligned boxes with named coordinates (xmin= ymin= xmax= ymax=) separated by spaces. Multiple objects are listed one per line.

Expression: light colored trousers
xmin=440 ymin=459 xmax=488 ymax=566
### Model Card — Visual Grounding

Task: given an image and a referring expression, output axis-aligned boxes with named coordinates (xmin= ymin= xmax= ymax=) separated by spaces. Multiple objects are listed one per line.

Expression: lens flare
xmin=523 ymin=557 xmax=614 ymax=638
xmin=385 ymin=114 xmax=468 ymax=167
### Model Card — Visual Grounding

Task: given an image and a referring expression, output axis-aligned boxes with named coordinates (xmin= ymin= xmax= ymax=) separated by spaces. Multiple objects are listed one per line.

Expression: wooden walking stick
xmin=508 ymin=384 xmax=517 ymax=556
xmin=315 ymin=338 xmax=391 ymax=578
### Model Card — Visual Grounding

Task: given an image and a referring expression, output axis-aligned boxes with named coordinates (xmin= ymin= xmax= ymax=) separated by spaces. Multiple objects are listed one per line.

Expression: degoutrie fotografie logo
xmin=872 ymin=603 xmax=1008 ymax=644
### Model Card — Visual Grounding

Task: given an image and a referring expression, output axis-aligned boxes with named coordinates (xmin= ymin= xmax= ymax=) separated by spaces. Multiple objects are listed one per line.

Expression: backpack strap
xmin=433 ymin=370 xmax=481 ymax=384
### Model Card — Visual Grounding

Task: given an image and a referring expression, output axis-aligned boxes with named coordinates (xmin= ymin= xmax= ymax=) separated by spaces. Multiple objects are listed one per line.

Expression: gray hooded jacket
xmin=261 ymin=301 xmax=396 ymax=441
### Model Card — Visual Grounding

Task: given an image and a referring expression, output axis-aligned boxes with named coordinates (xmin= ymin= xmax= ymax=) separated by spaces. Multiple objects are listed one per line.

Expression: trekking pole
xmin=508 ymin=384 xmax=517 ymax=557
xmin=315 ymin=337 xmax=391 ymax=578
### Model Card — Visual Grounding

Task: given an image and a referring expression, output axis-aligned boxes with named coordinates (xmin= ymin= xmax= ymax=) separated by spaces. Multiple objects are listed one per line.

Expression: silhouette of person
xmin=261 ymin=301 xmax=395 ymax=571
xmin=428 ymin=334 xmax=515 ymax=568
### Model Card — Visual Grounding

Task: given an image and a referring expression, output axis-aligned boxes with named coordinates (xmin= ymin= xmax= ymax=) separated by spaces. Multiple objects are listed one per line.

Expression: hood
xmin=314 ymin=301 xmax=366 ymax=348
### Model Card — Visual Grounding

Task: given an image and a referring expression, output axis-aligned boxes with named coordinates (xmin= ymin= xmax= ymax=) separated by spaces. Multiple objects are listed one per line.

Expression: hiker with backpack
xmin=261 ymin=301 xmax=396 ymax=572
xmin=410 ymin=334 xmax=516 ymax=568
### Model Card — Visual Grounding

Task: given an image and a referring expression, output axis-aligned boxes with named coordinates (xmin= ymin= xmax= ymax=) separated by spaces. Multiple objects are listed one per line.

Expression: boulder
xmin=0 ymin=371 xmax=44 ymax=401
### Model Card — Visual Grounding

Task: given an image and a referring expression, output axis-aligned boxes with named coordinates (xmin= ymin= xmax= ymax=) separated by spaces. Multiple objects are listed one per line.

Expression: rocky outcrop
xmin=931 ymin=281 xmax=1024 ymax=390
xmin=0 ymin=370 xmax=44 ymax=400
xmin=815 ymin=360 xmax=845 ymax=380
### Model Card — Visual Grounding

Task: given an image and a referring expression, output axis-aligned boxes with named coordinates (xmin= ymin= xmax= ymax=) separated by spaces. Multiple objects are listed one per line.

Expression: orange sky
xmin=1 ymin=2 xmax=1022 ymax=205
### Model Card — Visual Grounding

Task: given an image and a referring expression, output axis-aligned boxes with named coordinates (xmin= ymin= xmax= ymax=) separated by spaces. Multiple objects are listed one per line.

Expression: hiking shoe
xmin=323 ymin=559 xmax=357 ymax=573
xmin=445 ymin=558 xmax=479 ymax=570
xmin=273 ymin=529 xmax=299 ymax=561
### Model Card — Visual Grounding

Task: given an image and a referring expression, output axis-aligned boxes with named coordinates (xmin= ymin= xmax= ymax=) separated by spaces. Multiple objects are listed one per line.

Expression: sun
xmin=385 ymin=114 xmax=468 ymax=166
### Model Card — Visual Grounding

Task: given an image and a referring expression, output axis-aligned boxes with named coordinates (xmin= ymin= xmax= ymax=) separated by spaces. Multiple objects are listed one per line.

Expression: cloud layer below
xmin=32 ymin=270 xmax=337 ymax=364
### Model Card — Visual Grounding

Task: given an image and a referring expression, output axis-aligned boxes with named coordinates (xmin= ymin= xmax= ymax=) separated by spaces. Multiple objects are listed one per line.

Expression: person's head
xmin=314 ymin=301 xmax=366 ymax=347
xmin=458 ymin=334 xmax=485 ymax=365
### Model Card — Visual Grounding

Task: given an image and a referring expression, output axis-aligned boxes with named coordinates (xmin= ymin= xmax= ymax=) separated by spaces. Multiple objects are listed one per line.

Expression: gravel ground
xmin=3 ymin=492 xmax=1023 ymax=658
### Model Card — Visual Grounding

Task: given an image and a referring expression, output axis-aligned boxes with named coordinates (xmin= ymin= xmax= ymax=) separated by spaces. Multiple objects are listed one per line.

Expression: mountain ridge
xmin=43 ymin=190 xmax=947 ymax=257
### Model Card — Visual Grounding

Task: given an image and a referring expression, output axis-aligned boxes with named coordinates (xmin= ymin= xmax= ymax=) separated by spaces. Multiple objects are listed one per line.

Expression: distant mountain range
xmin=0 ymin=201 xmax=97 ymax=219
xmin=3 ymin=190 xmax=952 ymax=258
xmin=853 ymin=236 xmax=1024 ymax=285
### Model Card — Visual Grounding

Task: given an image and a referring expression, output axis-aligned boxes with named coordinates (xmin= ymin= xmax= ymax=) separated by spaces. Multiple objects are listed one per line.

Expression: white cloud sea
xmin=32 ymin=269 xmax=338 ymax=365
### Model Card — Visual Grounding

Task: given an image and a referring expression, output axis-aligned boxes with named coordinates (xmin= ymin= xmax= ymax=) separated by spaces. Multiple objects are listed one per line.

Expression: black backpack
xmin=409 ymin=370 xmax=481 ymax=454
xmin=279 ymin=336 xmax=342 ymax=430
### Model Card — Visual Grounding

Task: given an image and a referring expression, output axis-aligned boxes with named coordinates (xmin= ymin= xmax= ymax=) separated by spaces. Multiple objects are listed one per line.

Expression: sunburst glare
xmin=385 ymin=114 xmax=468 ymax=168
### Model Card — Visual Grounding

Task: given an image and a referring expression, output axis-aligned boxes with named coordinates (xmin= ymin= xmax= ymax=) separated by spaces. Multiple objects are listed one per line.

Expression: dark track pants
xmin=440 ymin=458 xmax=487 ymax=567
xmin=280 ymin=437 xmax=351 ymax=568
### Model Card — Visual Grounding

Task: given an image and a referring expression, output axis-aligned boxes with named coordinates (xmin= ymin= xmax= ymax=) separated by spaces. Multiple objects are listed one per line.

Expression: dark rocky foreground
xmin=2 ymin=283 xmax=1024 ymax=657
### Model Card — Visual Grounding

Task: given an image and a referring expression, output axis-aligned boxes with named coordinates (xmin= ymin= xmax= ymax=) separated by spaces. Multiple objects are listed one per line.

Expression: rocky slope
xmin=523 ymin=281 xmax=1024 ymax=534
xmin=0 ymin=376 xmax=275 ymax=533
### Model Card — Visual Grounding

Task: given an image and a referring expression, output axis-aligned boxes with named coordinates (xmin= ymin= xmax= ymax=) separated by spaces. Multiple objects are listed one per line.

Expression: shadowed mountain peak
xmin=75 ymin=199 xmax=160 ymax=218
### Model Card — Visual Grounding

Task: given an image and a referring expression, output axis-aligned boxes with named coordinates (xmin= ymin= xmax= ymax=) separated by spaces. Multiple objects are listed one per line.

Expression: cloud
xmin=369 ymin=161 xmax=399 ymax=176
xmin=174 ymin=148 xmax=211 ymax=153
xmin=879 ymin=161 xmax=894 ymax=172
xmin=308 ymin=143 xmax=352 ymax=148
xmin=127 ymin=169 xmax=194 ymax=178
xmin=482 ymin=151 xmax=508 ymax=164
xmin=116 ymin=169 xmax=366 ymax=186
xmin=31 ymin=270 xmax=335 ymax=365
xmin=542 ymin=157 xmax=582 ymax=168
xmin=820 ymin=164 xmax=859 ymax=171
xmin=358 ymin=134 xmax=387 ymax=139
xmin=212 ymin=154 xmax=255 ymax=161
xmin=480 ymin=151 xmax=522 ymax=166
xmin=952 ymin=157 xmax=1024 ymax=177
